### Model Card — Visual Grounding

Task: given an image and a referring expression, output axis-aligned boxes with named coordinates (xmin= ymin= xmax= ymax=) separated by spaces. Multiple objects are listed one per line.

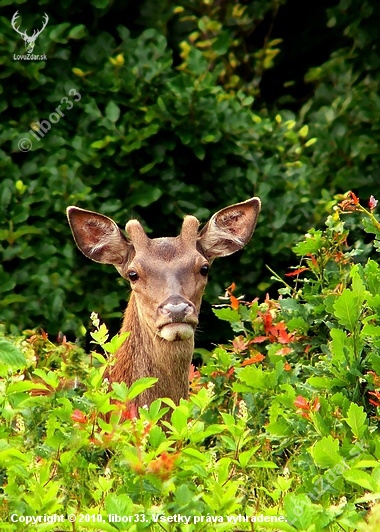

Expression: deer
xmin=11 ymin=11 xmax=49 ymax=54
xmin=67 ymin=197 xmax=261 ymax=411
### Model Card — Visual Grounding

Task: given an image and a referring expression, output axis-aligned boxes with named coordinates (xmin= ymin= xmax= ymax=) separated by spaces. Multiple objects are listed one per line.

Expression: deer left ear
xmin=67 ymin=206 xmax=131 ymax=266
xmin=197 ymin=197 xmax=261 ymax=259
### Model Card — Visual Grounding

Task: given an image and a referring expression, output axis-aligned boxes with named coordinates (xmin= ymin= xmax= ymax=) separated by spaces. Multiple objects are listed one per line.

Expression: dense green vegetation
xmin=1 ymin=195 xmax=380 ymax=530
xmin=1 ymin=1 xmax=380 ymax=529
xmin=1 ymin=0 xmax=380 ymax=339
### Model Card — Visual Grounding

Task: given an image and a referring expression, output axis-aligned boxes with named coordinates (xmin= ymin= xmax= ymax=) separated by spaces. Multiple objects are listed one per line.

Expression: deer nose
xmin=158 ymin=299 xmax=195 ymax=322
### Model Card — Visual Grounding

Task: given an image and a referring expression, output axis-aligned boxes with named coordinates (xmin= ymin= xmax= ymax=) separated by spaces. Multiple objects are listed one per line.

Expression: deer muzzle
xmin=157 ymin=299 xmax=198 ymax=341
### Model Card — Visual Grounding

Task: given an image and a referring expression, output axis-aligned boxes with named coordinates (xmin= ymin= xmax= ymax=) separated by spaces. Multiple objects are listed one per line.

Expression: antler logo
xmin=11 ymin=11 xmax=49 ymax=54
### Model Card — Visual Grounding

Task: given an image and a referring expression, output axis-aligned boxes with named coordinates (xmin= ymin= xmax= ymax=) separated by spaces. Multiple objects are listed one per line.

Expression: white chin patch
xmin=159 ymin=323 xmax=194 ymax=341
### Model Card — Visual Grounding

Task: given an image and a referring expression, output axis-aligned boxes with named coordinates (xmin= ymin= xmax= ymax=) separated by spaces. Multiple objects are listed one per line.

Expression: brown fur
xmin=108 ymin=292 xmax=193 ymax=408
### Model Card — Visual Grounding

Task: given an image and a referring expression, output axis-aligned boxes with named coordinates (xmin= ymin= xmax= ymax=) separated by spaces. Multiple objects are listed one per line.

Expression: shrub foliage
xmin=1 ymin=193 xmax=380 ymax=530
xmin=1 ymin=0 xmax=380 ymax=336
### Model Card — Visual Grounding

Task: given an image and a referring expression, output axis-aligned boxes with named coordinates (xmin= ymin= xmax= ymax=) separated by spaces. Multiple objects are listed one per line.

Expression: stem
xmin=357 ymin=204 xmax=380 ymax=229
xmin=266 ymin=264 xmax=294 ymax=292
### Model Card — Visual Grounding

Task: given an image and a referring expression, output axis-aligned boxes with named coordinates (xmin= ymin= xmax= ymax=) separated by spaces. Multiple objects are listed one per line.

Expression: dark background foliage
xmin=1 ymin=0 xmax=379 ymax=347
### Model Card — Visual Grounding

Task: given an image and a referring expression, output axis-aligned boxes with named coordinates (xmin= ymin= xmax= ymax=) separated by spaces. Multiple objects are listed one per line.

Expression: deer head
xmin=67 ymin=197 xmax=261 ymax=407
xmin=11 ymin=11 xmax=49 ymax=54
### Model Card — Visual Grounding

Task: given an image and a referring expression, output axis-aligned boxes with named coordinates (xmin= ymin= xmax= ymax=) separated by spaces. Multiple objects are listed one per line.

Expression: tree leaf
xmin=126 ymin=377 xmax=158 ymax=401
xmin=0 ymin=338 xmax=26 ymax=368
xmin=105 ymin=101 xmax=120 ymax=123
xmin=345 ymin=403 xmax=367 ymax=439
xmin=343 ymin=469 xmax=377 ymax=492
xmin=311 ymin=436 xmax=342 ymax=469
xmin=333 ymin=289 xmax=363 ymax=332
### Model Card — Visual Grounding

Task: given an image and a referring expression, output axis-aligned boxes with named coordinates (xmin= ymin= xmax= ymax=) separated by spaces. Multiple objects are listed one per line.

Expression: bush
xmin=302 ymin=0 xmax=380 ymax=201
xmin=1 ymin=192 xmax=380 ymax=531
xmin=4 ymin=0 xmax=380 ymax=340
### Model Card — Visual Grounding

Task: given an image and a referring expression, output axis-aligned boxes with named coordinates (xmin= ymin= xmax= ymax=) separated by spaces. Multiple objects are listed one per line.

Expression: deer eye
xmin=128 ymin=271 xmax=139 ymax=282
xmin=200 ymin=264 xmax=209 ymax=277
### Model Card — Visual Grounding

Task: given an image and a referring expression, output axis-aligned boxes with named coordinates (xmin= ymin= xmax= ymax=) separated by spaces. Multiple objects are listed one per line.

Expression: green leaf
xmin=105 ymin=493 xmax=133 ymax=518
xmin=174 ymin=484 xmax=195 ymax=506
xmin=111 ymin=381 xmax=129 ymax=401
xmin=266 ymin=419 xmax=293 ymax=437
xmin=189 ymin=423 xmax=224 ymax=442
xmin=283 ymin=494 xmax=317 ymax=530
xmin=343 ymin=469 xmax=377 ymax=491
xmin=182 ymin=448 xmax=208 ymax=462
xmin=105 ymin=101 xmax=120 ymax=123
xmin=333 ymin=289 xmax=364 ymax=332
xmin=212 ymin=307 xmax=241 ymax=323
xmin=90 ymin=323 xmax=109 ymax=345
xmin=369 ymin=353 xmax=380 ymax=375
xmin=7 ymin=381 xmax=49 ymax=395
xmin=354 ymin=460 xmax=380 ymax=469
xmin=128 ymin=183 xmax=162 ymax=207
xmin=345 ymin=403 xmax=367 ymax=439
xmin=236 ymin=365 xmax=278 ymax=390
xmin=50 ymin=23 xmax=71 ymax=43
xmin=139 ymin=161 xmax=156 ymax=174
xmin=293 ymin=230 xmax=324 ymax=255
xmin=311 ymin=435 xmax=342 ymax=469
xmin=221 ymin=412 xmax=235 ymax=427
xmin=329 ymin=328 xmax=353 ymax=367
xmin=0 ymin=294 xmax=28 ymax=306
xmin=68 ymin=25 xmax=87 ymax=40
xmin=250 ymin=461 xmax=278 ymax=468
xmin=8 ymin=226 xmax=43 ymax=241
xmin=170 ymin=405 xmax=189 ymax=433
xmin=0 ymin=448 xmax=29 ymax=466
xmin=0 ymin=338 xmax=26 ymax=368
xmin=126 ymin=377 xmax=158 ymax=401
xmin=103 ymin=331 xmax=129 ymax=354
xmin=307 ymin=376 xmax=346 ymax=389
xmin=361 ymin=323 xmax=380 ymax=337
xmin=90 ymin=137 xmax=114 ymax=149
xmin=193 ymin=144 xmax=205 ymax=160
xmin=238 ymin=446 xmax=259 ymax=468
xmin=32 ymin=369 xmax=59 ymax=389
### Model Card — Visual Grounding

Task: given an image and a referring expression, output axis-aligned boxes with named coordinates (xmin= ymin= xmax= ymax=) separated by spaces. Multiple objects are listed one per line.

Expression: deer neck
xmin=110 ymin=292 xmax=193 ymax=407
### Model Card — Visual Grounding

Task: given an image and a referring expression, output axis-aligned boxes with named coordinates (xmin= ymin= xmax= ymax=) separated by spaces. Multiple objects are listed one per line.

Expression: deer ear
xmin=198 ymin=197 xmax=261 ymax=259
xmin=67 ymin=207 xmax=131 ymax=266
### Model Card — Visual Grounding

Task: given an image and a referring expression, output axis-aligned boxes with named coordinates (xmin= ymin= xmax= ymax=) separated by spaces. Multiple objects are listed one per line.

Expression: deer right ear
xmin=197 ymin=197 xmax=261 ymax=260
xmin=67 ymin=207 xmax=131 ymax=266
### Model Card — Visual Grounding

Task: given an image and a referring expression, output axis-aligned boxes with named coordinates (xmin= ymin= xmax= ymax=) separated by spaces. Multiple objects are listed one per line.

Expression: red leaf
xmin=307 ymin=254 xmax=318 ymax=267
xmin=241 ymin=353 xmax=265 ymax=366
xmin=350 ymin=191 xmax=359 ymax=205
xmin=226 ymin=367 xmax=235 ymax=378
xmin=189 ymin=364 xmax=200 ymax=382
xmin=276 ymin=347 xmax=293 ymax=356
xmin=312 ymin=397 xmax=321 ymax=412
xmin=368 ymin=391 xmax=380 ymax=407
xmin=277 ymin=323 xmax=294 ymax=344
xmin=226 ymin=282 xmax=236 ymax=294
xmin=230 ymin=295 xmax=240 ymax=310
xmin=262 ymin=311 xmax=273 ymax=331
xmin=266 ymin=322 xmax=294 ymax=344
xmin=71 ymin=409 xmax=87 ymax=424
xmin=232 ymin=336 xmax=247 ymax=352
xmin=285 ymin=267 xmax=309 ymax=277
xmin=294 ymin=396 xmax=309 ymax=410
xmin=252 ymin=335 xmax=268 ymax=343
